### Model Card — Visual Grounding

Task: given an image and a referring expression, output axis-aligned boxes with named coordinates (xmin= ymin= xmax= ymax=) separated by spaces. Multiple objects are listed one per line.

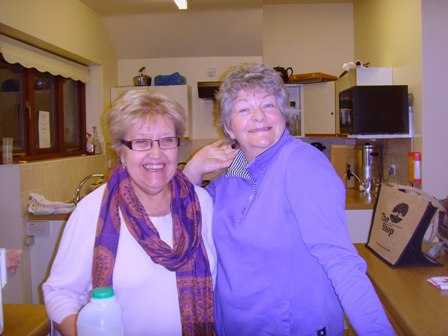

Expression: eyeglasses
xmin=121 ymin=137 xmax=180 ymax=151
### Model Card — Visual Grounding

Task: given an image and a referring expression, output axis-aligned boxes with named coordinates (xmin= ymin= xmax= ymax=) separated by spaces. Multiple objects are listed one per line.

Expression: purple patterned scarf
xmin=92 ymin=163 xmax=215 ymax=335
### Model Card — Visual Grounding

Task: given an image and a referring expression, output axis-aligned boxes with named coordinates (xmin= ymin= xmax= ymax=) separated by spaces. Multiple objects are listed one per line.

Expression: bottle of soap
xmin=86 ymin=132 xmax=94 ymax=155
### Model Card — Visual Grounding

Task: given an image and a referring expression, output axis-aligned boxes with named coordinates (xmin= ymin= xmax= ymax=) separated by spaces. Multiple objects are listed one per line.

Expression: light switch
xmin=207 ymin=67 xmax=216 ymax=78
xmin=26 ymin=221 xmax=50 ymax=236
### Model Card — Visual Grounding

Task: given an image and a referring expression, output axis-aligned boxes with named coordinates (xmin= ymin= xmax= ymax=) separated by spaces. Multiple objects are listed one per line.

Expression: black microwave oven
xmin=339 ymin=85 xmax=409 ymax=135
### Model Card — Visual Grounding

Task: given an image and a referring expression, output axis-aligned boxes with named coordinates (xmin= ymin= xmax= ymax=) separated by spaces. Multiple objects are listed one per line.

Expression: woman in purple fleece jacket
xmin=184 ymin=63 xmax=394 ymax=336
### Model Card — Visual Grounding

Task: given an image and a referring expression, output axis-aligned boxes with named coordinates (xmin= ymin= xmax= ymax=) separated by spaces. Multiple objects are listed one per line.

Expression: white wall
xmin=102 ymin=8 xmax=263 ymax=59
xmin=114 ymin=3 xmax=354 ymax=140
xmin=263 ymin=3 xmax=354 ymax=76
xmin=117 ymin=56 xmax=262 ymax=139
xmin=421 ymin=0 xmax=448 ymax=198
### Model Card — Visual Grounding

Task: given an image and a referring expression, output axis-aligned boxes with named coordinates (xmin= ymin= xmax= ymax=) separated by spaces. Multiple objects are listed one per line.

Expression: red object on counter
xmin=408 ymin=152 xmax=421 ymax=186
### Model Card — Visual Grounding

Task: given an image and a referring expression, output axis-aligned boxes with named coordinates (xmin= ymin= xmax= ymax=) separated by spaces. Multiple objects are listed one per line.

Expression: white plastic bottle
xmin=77 ymin=287 xmax=123 ymax=336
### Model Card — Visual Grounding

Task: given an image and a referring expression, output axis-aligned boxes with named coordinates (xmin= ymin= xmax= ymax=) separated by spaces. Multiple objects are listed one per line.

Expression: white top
xmin=43 ymin=183 xmax=216 ymax=336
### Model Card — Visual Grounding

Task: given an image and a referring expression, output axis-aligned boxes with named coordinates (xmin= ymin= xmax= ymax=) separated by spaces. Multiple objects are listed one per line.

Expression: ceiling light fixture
xmin=174 ymin=0 xmax=188 ymax=10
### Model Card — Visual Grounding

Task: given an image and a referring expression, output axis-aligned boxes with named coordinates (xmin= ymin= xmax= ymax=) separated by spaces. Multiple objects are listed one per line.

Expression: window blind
xmin=0 ymin=34 xmax=89 ymax=83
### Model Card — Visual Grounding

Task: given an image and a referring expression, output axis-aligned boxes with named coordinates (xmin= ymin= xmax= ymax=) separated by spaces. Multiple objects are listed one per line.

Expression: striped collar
xmin=226 ymin=150 xmax=251 ymax=179
xmin=225 ymin=130 xmax=293 ymax=180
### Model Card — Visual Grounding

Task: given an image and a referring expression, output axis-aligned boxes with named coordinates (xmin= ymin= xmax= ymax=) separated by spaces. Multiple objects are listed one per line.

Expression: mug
xmin=2 ymin=137 xmax=13 ymax=164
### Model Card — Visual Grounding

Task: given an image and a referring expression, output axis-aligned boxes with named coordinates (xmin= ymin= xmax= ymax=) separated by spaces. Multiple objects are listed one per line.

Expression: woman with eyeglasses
xmin=43 ymin=90 xmax=222 ymax=336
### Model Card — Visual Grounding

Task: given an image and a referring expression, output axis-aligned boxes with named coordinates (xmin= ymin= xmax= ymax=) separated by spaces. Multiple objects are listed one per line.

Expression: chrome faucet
xmin=72 ymin=173 xmax=105 ymax=205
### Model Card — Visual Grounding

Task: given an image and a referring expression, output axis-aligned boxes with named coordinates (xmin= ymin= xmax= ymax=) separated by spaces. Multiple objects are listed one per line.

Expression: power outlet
xmin=389 ymin=164 xmax=397 ymax=176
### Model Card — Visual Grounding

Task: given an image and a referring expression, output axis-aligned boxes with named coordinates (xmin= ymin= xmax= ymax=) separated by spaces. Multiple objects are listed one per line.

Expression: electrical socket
xmin=389 ymin=164 xmax=397 ymax=176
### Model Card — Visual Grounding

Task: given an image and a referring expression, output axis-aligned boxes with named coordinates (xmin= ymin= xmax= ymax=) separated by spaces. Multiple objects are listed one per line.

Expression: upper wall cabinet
xmin=289 ymin=73 xmax=338 ymax=135
xmin=286 ymin=84 xmax=304 ymax=137
xmin=111 ymin=85 xmax=191 ymax=139
xmin=303 ymin=81 xmax=336 ymax=135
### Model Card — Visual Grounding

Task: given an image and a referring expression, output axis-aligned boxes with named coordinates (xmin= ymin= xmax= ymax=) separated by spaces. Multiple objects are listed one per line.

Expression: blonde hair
xmin=107 ymin=90 xmax=186 ymax=154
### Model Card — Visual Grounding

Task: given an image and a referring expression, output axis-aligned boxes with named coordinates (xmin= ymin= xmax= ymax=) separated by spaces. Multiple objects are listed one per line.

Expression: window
xmin=0 ymin=53 xmax=86 ymax=162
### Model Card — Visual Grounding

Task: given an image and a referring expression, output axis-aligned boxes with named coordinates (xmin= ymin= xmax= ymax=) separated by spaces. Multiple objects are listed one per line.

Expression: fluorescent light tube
xmin=174 ymin=0 xmax=188 ymax=10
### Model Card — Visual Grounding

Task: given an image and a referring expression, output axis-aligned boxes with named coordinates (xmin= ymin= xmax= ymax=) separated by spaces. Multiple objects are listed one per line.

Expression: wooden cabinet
xmin=111 ymin=85 xmax=191 ymax=138
xmin=285 ymin=84 xmax=304 ymax=137
xmin=303 ymin=81 xmax=336 ymax=135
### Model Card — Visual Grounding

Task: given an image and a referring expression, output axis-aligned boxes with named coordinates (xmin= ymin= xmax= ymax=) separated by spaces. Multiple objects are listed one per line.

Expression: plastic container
xmin=77 ymin=287 xmax=123 ymax=336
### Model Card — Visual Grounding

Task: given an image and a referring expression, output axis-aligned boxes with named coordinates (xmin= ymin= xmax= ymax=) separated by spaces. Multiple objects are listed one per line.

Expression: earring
xmin=231 ymin=139 xmax=238 ymax=149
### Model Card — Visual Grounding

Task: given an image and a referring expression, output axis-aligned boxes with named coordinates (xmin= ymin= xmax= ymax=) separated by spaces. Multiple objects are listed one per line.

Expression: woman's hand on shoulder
xmin=183 ymin=139 xmax=238 ymax=184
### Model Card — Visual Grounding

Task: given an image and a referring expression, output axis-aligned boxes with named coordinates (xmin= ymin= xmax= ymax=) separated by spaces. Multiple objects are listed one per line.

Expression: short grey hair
xmin=216 ymin=63 xmax=291 ymax=140
xmin=107 ymin=90 xmax=186 ymax=154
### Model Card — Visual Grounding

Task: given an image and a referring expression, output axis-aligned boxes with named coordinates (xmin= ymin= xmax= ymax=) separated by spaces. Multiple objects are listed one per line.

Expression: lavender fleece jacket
xmin=207 ymin=130 xmax=394 ymax=336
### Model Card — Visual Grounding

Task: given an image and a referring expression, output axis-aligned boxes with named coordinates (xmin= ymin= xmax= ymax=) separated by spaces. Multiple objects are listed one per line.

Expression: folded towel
xmin=154 ymin=72 xmax=186 ymax=86
xmin=28 ymin=193 xmax=75 ymax=215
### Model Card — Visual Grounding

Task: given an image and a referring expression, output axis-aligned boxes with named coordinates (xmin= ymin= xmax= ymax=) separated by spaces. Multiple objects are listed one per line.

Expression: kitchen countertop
xmin=354 ymin=244 xmax=448 ymax=335
xmin=26 ymin=188 xmax=375 ymax=223
xmin=345 ymin=188 xmax=376 ymax=210
xmin=3 ymin=304 xmax=50 ymax=336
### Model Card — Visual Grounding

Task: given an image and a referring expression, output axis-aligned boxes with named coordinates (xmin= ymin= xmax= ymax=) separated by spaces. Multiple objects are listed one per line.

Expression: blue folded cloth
xmin=154 ymin=72 xmax=186 ymax=86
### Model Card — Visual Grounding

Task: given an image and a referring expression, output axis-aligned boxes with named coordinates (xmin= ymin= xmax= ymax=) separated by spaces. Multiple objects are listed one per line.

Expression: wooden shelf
xmin=28 ymin=213 xmax=71 ymax=221
xmin=289 ymin=72 xmax=338 ymax=84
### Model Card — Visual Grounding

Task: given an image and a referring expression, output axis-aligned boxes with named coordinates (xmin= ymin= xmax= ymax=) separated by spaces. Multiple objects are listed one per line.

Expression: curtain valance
xmin=0 ymin=34 xmax=89 ymax=83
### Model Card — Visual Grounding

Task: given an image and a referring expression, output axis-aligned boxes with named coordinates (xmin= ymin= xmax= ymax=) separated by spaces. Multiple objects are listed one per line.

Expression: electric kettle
xmin=133 ymin=67 xmax=151 ymax=86
xmin=354 ymin=144 xmax=383 ymax=195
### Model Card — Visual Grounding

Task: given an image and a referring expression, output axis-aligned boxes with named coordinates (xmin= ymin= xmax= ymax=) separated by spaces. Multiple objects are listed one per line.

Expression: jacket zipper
xmin=241 ymin=176 xmax=257 ymax=222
